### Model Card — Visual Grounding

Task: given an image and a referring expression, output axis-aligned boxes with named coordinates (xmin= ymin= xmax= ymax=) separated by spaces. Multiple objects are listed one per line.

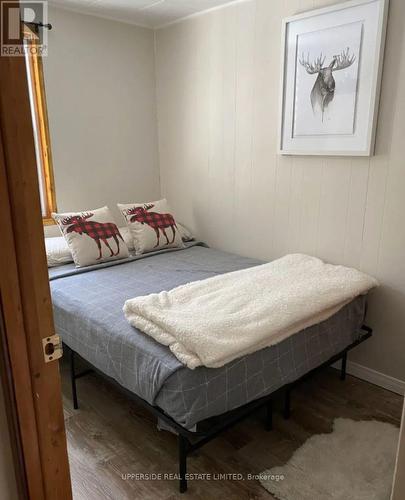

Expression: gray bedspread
xmin=50 ymin=244 xmax=366 ymax=429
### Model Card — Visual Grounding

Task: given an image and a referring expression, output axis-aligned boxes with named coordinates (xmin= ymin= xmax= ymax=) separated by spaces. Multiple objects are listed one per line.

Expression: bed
xmin=49 ymin=242 xmax=371 ymax=492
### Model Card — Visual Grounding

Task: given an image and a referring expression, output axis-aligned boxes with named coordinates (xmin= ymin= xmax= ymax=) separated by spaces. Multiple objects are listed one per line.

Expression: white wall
xmin=155 ymin=0 xmax=405 ymax=381
xmin=43 ymin=7 xmax=160 ymax=234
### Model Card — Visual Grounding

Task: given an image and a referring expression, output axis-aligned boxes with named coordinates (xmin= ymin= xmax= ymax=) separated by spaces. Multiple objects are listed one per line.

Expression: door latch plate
xmin=42 ymin=334 xmax=63 ymax=363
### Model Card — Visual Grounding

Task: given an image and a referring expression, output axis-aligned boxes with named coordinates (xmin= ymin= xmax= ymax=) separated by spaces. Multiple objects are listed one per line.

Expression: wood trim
xmin=391 ymin=399 xmax=405 ymax=500
xmin=0 ymin=18 xmax=72 ymax=500
xmin=0 ymin=294 xmax=30 ymax=499
xmin=0 ymin=99 xmax=45 ymax=500
xmin=35 ymin=53 xmax=58 ymax=218
xmin=43 ymin=217 xmax=56 ymax=226
xmin=0 ymin=99 xmax=44 ymax=499
xmin=25 ymin=33 xmax=57 ymax=222
xmin=332 ymin=360 xmax=405 ymax=395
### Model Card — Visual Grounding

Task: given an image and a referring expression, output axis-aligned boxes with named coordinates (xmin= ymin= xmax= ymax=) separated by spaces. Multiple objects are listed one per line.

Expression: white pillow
xmin=118 ymin=199 xmax=184 ymax=255
xmin=52 ymin=206 xmax=129 ymax=267
xmin=177 ymin=222 xmax=194 ymax=242
xmin=118 ymin=226 xmax=135 ymax=251
xmin=45 ymin=237 xmax=72 ymax=267
xmin=45 ymin=226 xmax=134 ymax=268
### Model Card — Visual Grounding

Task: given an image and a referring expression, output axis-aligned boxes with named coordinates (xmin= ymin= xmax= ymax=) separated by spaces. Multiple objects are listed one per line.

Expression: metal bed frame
xmin=66 ymin=325 xmax=372 ymax=493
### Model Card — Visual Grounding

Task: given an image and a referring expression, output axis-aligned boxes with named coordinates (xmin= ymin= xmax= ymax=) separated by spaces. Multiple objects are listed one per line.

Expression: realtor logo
xmin=1 ymin=1 xmax=48 ymax=56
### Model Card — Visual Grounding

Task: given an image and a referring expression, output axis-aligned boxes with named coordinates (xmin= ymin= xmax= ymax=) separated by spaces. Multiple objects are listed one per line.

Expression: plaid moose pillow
xmin=118 ymin=199 xmax=184 ymax=255
xmin=52 ymin=206 xmax=129 ymax=267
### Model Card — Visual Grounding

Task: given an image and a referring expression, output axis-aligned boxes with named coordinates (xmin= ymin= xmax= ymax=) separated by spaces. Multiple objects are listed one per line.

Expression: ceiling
xmin=47 ymin=0 xmax=238 ymax=29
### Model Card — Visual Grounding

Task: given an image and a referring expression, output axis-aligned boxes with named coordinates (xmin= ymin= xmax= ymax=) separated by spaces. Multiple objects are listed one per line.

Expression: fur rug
xmin=260 ymin=418 xmax=399 ymax=500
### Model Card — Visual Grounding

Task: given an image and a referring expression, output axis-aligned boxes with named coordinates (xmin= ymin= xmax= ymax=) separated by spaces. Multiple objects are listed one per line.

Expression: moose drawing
xmin=126 ymin=204 xmax=178 ymax=248
xmin=61 ymin=213 xmax=124 ymax=259
xmin=299 ymin=48 xmax=356 ymax=120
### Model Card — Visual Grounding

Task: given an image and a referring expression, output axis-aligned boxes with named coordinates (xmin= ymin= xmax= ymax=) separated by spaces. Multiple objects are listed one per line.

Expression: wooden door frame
xmin=0 ymin=5 xmax=72 ymax=499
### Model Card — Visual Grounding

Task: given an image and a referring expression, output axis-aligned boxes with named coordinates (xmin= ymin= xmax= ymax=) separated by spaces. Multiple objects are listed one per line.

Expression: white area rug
xmin=260 ymin=418 xmax=399 ymax=500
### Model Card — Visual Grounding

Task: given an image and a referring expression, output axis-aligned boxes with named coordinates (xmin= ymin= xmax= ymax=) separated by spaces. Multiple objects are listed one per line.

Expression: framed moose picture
xmin=278 ymin=0 xmax=389 ymax=156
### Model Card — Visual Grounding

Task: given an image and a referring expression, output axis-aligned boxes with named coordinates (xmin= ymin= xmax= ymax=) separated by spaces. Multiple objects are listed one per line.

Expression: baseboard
xmin=332 ymin=361 xmax=405 ymax=396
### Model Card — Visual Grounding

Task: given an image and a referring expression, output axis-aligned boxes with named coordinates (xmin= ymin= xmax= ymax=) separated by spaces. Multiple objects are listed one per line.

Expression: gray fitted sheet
xmin=50 ymin=244 xmax=366 ymax=429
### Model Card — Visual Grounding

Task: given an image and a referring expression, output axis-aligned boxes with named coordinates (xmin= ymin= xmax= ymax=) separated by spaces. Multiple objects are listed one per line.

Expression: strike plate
xmin=42 ymin=334 xmax=63 ymax=363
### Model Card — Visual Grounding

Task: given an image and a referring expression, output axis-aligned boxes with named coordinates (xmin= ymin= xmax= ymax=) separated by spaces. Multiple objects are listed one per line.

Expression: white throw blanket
xmin=123 ymin=254 xmax=378 ymax=369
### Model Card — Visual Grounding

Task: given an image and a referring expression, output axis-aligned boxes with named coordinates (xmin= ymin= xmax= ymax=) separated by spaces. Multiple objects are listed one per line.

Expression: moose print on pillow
xmin=53 ymin=206 xmax=129 ymax=267
xmin=118 ymin=199 xmax=184 ymax=255
xmin=126 ymin=204 xmax=178 ymax=247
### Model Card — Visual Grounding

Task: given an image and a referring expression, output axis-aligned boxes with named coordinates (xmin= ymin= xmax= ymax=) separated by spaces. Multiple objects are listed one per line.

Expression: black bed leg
xmin=340 ymin=352 xmax=347 ymax=381
xmin=70 ymin=349 xmax=79 ymax=410
xmin=283 ymin=388 xmax=291 ymax=420
xmin=265 ymin=399 xmax=273 ymax=431
xmin=178 ymin=435 xmax=188 ymax=493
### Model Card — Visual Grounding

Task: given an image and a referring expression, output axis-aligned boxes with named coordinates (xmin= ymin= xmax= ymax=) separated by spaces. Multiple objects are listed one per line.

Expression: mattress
xmin=49 ymin=243 xmax=367 ymax=429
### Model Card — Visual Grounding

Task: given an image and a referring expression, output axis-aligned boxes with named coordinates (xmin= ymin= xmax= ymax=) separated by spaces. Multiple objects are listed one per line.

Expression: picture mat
xmin=293 ymin=22 xmax=362 ymax=137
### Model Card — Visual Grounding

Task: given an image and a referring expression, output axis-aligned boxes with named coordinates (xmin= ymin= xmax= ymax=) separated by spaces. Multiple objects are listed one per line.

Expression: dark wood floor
xmin=61 ymin=359 xmax=403 ymax=500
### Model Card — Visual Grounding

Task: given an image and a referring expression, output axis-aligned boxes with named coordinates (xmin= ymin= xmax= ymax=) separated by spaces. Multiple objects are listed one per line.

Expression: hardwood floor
xmin=61 ymin=359 xmax=403 ymax=500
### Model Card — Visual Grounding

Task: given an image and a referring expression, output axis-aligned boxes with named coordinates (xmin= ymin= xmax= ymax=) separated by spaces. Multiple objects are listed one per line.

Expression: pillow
xmin=118 ymin=199 xmax=184 ymax=255
xmin=45 ymin=227 xmax=134 ymax=268
xmin=118 ymin=226 xmax=135 ymax=251
xmin=52 ymin=206 xmax=129 ymax=267
xmin=45 ymin=236 xmax=73 ymax=267
xmin=177 ymin=222 xmax=194 ymax=242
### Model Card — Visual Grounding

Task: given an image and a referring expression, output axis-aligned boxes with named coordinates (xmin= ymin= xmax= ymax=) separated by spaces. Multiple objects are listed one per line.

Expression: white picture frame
xmin=278 ymin=0 xmax=389 ymax=156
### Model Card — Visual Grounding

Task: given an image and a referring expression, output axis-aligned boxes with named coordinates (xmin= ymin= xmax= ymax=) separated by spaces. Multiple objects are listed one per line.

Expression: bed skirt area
xmin=154 ymin=295 xmax=366 ymax=429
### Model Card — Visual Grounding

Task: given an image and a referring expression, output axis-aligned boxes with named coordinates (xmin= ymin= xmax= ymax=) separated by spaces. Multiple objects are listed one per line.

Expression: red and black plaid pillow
xmin=118 ymin=199 xmax=184 ymax=255
xmin=52 ymin=206 xmax=129 ymax=267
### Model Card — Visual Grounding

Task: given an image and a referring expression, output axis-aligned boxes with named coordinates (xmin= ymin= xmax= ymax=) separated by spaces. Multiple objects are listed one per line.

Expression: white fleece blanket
xmin=123 ymin=254 xmax=378 ymax=369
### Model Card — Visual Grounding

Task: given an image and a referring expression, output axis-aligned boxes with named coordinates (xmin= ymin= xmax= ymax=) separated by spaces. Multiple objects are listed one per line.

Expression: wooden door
xmin=0 ymin=13 xmax=72 ymax=500
xmin=392 ymin=399 xmax=405 ymax=500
